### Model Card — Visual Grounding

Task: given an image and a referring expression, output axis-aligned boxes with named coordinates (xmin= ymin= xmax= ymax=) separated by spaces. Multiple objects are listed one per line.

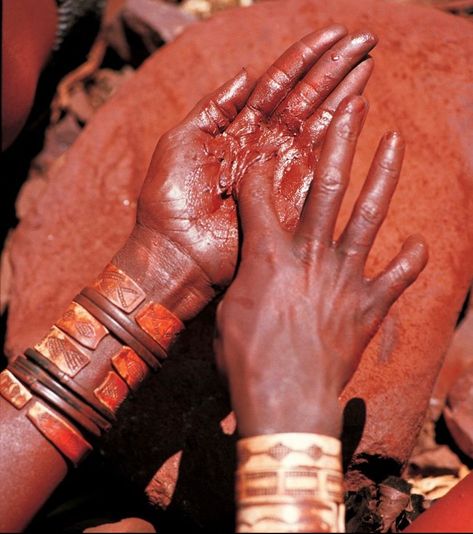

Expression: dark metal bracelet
xmin=75 ymin=293 xmax=161 ymax=371
xmin=25 ymin=348 xmax=115 ymax=423
xmin=81 ymin=287 xmax=168 ymax=361
xmin=9 ymin=357 xmax=101 ymax=437
xmin=18 ymin=354 xmax=111 ymax=432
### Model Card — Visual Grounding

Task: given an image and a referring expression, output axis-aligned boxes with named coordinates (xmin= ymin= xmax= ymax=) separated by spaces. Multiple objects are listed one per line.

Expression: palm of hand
xmin=137 ymin=27 xmax=376 ymax=288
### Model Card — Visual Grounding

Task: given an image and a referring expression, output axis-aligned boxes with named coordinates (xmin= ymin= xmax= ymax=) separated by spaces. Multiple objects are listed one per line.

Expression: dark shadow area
xmin=436 ymin=413 xmax=473 ymax=470
xmin=351 ymin=453 xmax=402 ymax=486
xmin=456 ymin=289 xmax=471 ymax=327
xmin=341 ymin=397 xmax=366 ymax=473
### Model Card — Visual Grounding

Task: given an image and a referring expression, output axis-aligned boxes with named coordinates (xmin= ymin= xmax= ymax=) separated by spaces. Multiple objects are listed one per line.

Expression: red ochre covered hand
xmin=214 ymin=95 xmax=429 ymax=439
xmin=134 ymin=26 xmax=377 ymax=299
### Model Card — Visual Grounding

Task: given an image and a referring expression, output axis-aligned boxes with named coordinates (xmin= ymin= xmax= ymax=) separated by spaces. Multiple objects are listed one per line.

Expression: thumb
xmin=235 ymin=159 xmax=280 ymax=260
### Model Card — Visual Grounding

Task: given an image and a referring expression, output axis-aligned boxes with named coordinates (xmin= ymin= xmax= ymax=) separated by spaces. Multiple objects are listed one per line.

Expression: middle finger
xmin=276 ymin=31 xmax=377 ymax=133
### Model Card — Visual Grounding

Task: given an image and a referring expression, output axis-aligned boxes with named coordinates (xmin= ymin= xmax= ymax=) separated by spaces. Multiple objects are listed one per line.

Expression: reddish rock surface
xmin=4 ymin=0 xmax=473 ymax=518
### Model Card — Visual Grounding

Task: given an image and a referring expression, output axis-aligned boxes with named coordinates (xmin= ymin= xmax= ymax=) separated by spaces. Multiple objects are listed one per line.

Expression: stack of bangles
xmin=0 ymin=263 xmax=184 ymax=466
xmin=0 ymin=263 xmax=345 ymax=532
xmin=235 ymin=433 xmax=345 ymax=533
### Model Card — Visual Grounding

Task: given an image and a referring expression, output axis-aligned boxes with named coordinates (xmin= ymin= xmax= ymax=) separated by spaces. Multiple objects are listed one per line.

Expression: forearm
xmin=0 ymin=231 xmax=212 ymax=531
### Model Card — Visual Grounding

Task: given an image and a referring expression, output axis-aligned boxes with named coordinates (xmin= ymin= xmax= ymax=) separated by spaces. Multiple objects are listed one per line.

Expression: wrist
xmin=238 ymin=394 xmax=342 ymax=440
xmin=112 ymin=224 xmax=215 ymax=322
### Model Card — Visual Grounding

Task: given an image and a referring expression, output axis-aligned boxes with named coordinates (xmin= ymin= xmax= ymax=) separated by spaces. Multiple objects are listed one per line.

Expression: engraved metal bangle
xmin=82 ymin=287 xmax=168 ymax=361
xmin=18 ymin=354 xmax=110 ymax=432
xmin=74 ymin=293 xmax=160 ymax=371
xmin=9 ymin=357 xmax=101 ymax=437
xmin=25 ymin=347 xmax=115 ymax=424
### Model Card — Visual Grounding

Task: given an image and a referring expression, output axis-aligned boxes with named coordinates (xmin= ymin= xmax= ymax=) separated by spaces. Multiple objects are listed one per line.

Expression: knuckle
xmin=296 ymin=38 xmax=319 ymax=59
xmin=265 ymin=65 xmax=290 ymax=90
xmin=292 ymin=237 xmax=320 ymax=265
xmin=246 ymin=100 xmax=265 ymax=119
xmin=357 ymin=201 xmax=383 ymax=226
xmin=205 ymin=99 xmax=234 ymax=131
xmin=298 ymin=79 xmax=322 ymax=101
xmin=389 ymin=258 xmax=413 ymax=286
xmin=201 ymin=109 xmax=221 ymax=134
xmin=338 ymin=244 xmax=362 ymax=259
xmin=376 ymin=157 xmax=399 ymax=176
xmin=317 ymin=166 xmax=345 ymax=194
xmin=210 ymin=98 xmax=234 ymax=121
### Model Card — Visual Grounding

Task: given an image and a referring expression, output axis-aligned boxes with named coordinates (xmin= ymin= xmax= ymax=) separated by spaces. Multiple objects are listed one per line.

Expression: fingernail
xmin=384 ymin=130 xmax=404 ymax=146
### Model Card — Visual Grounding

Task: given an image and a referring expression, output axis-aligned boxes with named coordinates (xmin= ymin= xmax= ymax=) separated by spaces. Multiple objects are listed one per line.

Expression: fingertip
xmin=340 ymin=57 xmax=374 ymax=94
xmin=221 ymin=68 xmax=257 ymax=110
xmin=404 ymin=234 xmax=429 ymax=269
xmin=351 ymin=29 xmax=378 ymax=47
xmin=359 ymin=56 xmax=374 ymax=75
xmin=303 ymin=24 xmax=348 ymax=46
xmin=384 ymin=130 xmax=405 ymax=147
xmin=232 ymin=67 xmax=252 ymax=89
xmin=324 ymin=23 xmax=348 ymax=38
xmin=242 ymin=64 xmax=258 ymax=84
xmin=406 ymin=233 xmax=429 ymax=253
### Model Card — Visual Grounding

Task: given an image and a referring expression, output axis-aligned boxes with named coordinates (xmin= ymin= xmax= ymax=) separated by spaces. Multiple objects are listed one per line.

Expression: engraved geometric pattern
xmin=27 ymin=401 xmax=92 ymax=465
xmin=35 ymin=326 xmax=90 ymax=377
xmin=0 ymin=369 xmax=32 ymax=409
xmin=237 ymin=434 xmax=341 ymax=471
xmin=283 ymin=470 xmax=320 ymax=497
xmin=268 ymin=443 xmax=292 ymax=461
xmin=135 ymin=302 xmax=184 ymax=351
xmin=111 ymin=346 xmax=148 ymax=391
xmin=94 ymin=371 xmax=129 ymax=413
xmin=308 ymin=445 xmax=323 ymax=461
xmin=93 ymin=264 xmax=146 ymax=313
xmin=56 ymin=301 xmax=108 ymax=349
xmin=238 ymin=467 xmax=343 ymax=503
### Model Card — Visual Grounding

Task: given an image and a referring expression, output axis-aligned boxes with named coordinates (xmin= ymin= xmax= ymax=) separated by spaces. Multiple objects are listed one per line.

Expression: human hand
xmin=132 ymin=27 xmax=377 ymax=304
xmin=214 ymin=95 xmax=428 ymax=438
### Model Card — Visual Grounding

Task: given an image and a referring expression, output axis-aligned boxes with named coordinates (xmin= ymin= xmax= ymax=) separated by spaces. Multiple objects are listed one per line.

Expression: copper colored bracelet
xmin=9 ymin=357 xmax=101 ymax=437
xmin=0 ymin=366 xmax=89 ymax=466
xmin=25 ymin=347 xmax=115 ymax=424
xmin=93 ymin=262 xmax=185 ymax=351
xmin=15 ymin=354 xmax=110 ymax=433
xmin=27 ymin=400 xmax=93 ymax=467
xmin=0 ymin=369 xmax=33 ymax=409
xmin=74 ymin=294 xmax=160 ymax=371
xmin=82 ymin=287 xmax=168 ymax=361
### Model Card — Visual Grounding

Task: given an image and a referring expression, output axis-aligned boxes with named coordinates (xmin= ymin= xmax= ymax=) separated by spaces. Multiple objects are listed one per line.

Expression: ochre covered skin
xmin=5 ymin=0 xmax=473 ymax=501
